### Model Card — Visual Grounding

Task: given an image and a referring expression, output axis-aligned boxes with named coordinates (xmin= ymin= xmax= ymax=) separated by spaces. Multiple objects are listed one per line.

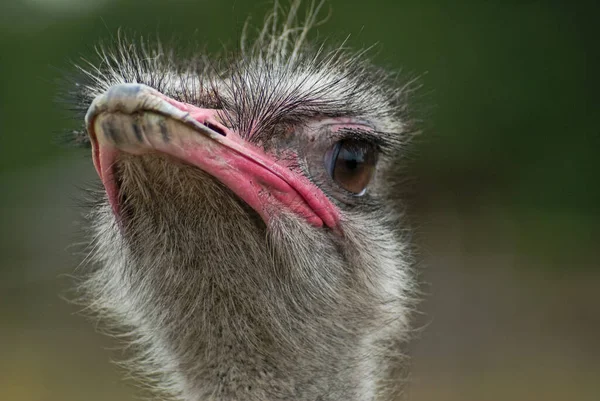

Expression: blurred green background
xmin=0 ymin=0 xmax=598 ymax=400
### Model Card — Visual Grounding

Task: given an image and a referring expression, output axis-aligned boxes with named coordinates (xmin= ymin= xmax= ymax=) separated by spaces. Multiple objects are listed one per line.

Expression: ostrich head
xmin=68 ymin=2 xmax=418 ymax=400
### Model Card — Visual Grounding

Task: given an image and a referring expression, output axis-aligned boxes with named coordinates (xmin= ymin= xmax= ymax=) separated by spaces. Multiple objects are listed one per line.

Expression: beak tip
xmin=85 ymin=83 xmax=152 ymax=126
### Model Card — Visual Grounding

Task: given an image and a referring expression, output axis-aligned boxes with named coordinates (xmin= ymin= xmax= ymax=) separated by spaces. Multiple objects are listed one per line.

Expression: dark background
xmin=1 ymin=0 xmax=598 ymax=400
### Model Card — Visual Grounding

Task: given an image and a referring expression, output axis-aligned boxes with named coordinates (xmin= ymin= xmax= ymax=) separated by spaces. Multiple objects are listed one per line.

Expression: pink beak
xmin=85 ymin=83 xmax=340 ymax=231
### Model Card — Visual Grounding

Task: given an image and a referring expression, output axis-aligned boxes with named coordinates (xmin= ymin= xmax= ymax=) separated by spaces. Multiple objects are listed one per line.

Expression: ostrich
xmin=67 ymin=2 xmax=419 ymax=400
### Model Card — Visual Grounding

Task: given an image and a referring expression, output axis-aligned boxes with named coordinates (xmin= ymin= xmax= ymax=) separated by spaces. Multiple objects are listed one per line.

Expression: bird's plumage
xmin=67 ymin=1 xmax=420 ymax=400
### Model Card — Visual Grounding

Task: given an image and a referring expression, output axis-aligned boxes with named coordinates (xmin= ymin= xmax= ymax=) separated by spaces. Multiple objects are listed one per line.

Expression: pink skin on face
xmin=86 ymin=84 xmax=341 ymax=232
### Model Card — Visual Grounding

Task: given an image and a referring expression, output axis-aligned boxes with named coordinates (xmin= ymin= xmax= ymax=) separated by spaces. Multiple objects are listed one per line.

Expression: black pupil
xmin=344 ymin=156 xmax=359 ymax=170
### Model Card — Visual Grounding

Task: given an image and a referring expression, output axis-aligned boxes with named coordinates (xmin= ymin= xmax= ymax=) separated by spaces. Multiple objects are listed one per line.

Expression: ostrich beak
xmin=85 ymin=83 xmax=340 ymax=230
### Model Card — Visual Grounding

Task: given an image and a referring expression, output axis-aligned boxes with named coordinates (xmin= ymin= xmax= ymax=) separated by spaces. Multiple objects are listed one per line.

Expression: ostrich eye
xmin=325 ymin=140 xmax=377 ymax=195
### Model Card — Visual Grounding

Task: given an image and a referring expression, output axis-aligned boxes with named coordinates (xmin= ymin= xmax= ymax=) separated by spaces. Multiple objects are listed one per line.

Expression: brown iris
xmin=326 ymin=140 xmax=377 ymax=195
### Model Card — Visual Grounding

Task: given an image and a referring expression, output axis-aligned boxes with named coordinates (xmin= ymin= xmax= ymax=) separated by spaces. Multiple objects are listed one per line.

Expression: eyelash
xmin=334 ymin=129 xmax=390 ymax=155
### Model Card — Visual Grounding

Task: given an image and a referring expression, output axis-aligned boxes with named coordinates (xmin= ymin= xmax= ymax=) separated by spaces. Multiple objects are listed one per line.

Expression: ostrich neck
xmin=94 ymin=154 xmax=387 ymax=401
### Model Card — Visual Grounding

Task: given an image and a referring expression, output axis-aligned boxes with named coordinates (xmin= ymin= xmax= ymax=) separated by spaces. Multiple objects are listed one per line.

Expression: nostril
xmin=205 ymin=121 xmax=226 ymax=136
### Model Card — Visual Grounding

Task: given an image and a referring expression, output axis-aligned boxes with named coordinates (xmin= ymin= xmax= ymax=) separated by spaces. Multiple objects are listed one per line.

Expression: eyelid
xmin=316 ymin=121 xmax=402 ymax=156
xmin=333 ymin=128 xmax=387 ymax=153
